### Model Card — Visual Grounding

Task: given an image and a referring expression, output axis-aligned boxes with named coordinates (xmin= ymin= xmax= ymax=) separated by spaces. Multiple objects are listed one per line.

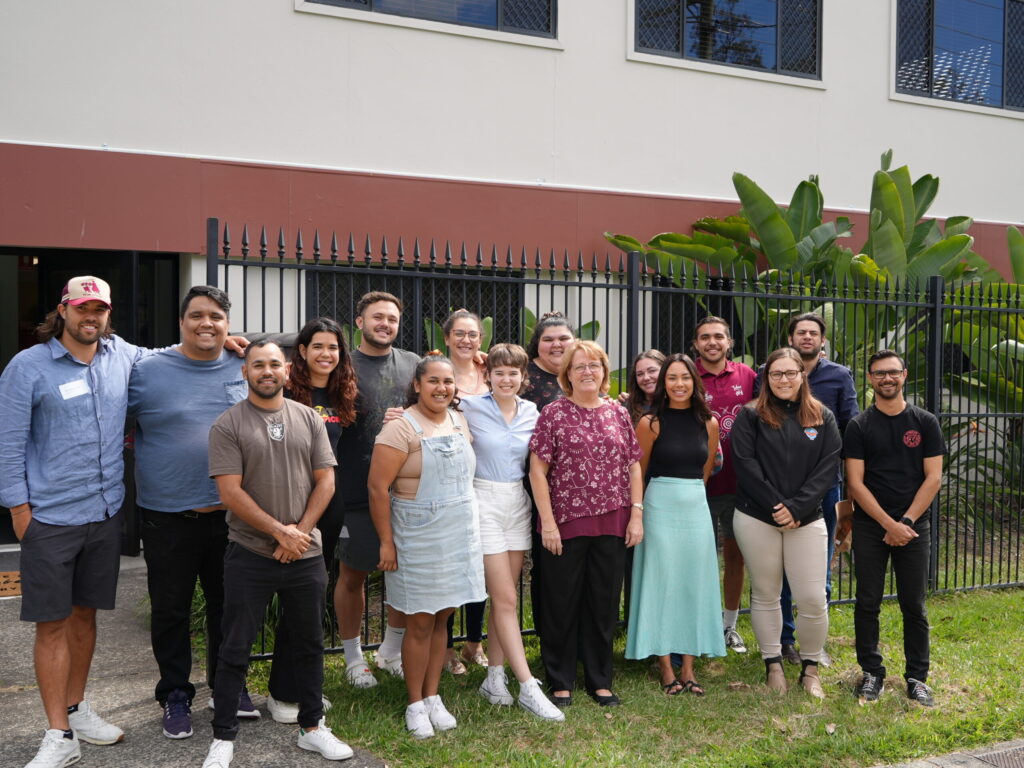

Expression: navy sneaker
xmin=162 ymin=689 xmax=193 ymax=739
xmin=206 ymin=689 xmax=262 ymax=720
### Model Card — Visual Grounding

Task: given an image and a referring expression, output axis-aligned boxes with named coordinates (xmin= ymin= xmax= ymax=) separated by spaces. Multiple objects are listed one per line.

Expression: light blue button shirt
xmin=460 ymin=393 xmax=539 ymax=483
xmin=0 ymin=335 xmax=150 ymax=525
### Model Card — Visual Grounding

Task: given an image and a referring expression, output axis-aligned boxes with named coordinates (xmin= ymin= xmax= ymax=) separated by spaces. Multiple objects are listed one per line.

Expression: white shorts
xmin=474 ymin=477 xmax=532 ymax=556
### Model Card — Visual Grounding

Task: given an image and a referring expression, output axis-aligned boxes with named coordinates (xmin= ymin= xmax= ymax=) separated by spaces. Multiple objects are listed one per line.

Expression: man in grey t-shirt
xmin=204 ymin=341 xmax=352 ymax=767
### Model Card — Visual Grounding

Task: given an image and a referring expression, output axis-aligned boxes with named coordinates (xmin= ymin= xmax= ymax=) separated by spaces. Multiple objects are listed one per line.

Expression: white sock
xmin=379 ymin=625 xmax=406 ymax=658
xmin=723 ymin=609 xmax=739 ymax=631
xmin=342 ymin=636 xmax=364 ymax=668
xmin=406 ymin=700 xmax=426 ymax=715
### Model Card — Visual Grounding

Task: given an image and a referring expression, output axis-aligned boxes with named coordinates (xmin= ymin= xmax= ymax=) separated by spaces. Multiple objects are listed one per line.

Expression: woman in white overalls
xmin=368 ymin=354 xmax=486 ymax=739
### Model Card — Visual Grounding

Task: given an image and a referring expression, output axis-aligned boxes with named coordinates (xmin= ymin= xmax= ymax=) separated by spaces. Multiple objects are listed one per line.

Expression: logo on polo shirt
xmin=804 ymin=427 xmax=818 ymax=440
xmin=732 ymin=385 xmax=744 ymax=396
xmin=903 ymin=430 xmax=921 ymax=447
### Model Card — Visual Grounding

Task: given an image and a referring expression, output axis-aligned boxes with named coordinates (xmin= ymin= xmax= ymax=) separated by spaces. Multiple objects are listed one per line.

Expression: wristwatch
xmin=900 ymin=516 xmax=914 ymax=526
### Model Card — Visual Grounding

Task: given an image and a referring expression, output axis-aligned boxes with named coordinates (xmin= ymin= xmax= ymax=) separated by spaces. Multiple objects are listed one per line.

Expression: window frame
xmin=890 ymin=0 xmax=1024 ymax=118
xmin=305 ymin=0 xmax=557 ymax=40
xmin=632 ymin=0 xmax=823 ymax=81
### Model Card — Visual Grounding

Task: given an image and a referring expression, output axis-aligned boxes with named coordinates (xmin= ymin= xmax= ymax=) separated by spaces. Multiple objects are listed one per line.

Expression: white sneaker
xmin=479 ymin=669 xmax=514 ymax=706
xmin=405 ymin=703 xmax=434 ymax=740
xmin=24 ymin=729 xmax=81 ymax=768
xmin=423 ymin=695 xmax=457 ymax=731
xmin=374 ymin=651 xmax=404 ymax=679
xmin=67 ymin=701 xmax=124 ymax=746
xmin=518 ymin=678 xmax=566 ymax=722
xmin=266 ymin=695 xmax=333 ymax=724
xmin=202 ymin=738 xmax=234 ymax=768
xmin=297 ymin=720 xmax=354 ymax=761
xmin=345 ymin=663 xmax=378 ymax=689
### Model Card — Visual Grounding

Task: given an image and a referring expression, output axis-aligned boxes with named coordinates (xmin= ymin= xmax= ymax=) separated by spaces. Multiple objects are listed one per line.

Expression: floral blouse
xmin=528 ymin=398 xmax=641 ymax=526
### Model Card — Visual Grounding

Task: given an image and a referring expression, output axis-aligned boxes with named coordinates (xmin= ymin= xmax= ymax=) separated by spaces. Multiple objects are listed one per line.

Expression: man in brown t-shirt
xmin=204 ymin=341 xmax=353 ymax=767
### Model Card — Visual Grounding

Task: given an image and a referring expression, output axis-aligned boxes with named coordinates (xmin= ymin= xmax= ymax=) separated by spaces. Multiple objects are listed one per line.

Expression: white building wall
xmin=1 ymin=0 xmax=1020 ymax=223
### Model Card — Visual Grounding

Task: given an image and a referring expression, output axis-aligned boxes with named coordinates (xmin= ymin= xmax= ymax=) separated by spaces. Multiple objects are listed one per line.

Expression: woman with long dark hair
xmin=369 ymin=354 xmax=485 ymax=738
xmin=626 ymin=354 xmax=724 ymax=695
xmin=730 ymin=347 xmax=841 ymax=698
xmin=622 ymin=349 xmax=666 ymax=426
xmin=266 ymin=317 xmax=359 ymax=722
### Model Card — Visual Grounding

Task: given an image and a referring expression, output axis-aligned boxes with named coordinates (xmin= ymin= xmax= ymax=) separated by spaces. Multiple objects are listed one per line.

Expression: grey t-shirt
xmin=335 ymin=347 xmax=419 ymax=510
xmin=209 ymin=398 xmax=337 ymax=559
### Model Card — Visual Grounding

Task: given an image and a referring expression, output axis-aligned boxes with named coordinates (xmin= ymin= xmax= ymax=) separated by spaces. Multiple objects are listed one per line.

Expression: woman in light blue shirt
xmin=460 ymin=344 xmax=564 ymax=722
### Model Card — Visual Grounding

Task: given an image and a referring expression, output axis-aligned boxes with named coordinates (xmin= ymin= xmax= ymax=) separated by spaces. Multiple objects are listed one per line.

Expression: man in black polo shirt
xmin=844 ymin=349 xmax=945 ymax=707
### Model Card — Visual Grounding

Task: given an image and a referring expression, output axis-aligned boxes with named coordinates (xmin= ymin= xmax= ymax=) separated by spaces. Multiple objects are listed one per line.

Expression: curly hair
xmin=287 ymin=317 xmax=358 ymax=426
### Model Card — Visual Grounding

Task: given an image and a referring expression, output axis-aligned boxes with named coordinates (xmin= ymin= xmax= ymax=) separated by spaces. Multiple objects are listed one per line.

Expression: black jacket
xmin=730 ymin=399 xmax=841 ymax=527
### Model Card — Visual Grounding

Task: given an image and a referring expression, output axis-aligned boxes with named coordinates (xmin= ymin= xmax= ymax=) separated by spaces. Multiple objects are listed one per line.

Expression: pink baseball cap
xmin=62 ymin=276 xmax=112 ymax=308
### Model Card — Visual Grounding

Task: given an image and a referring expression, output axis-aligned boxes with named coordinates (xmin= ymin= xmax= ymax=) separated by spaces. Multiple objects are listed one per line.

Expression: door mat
xmin=0 ymin=571 xmax=21 ymax=596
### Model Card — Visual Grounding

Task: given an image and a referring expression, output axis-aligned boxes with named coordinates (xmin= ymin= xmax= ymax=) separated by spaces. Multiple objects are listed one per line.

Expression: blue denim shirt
xmin=0 ymin=335 xmax=149 ymax=525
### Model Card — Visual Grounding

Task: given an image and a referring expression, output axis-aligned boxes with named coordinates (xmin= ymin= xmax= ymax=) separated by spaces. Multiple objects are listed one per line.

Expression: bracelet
xmin=631 ymin=502 xmax=644 ymax=510
xmin=542 ymin=527 xmax=559 ymax=534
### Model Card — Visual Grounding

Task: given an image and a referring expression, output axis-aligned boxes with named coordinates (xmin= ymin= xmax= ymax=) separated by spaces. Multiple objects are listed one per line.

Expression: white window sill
xmin=294 ymin=0 xmax=563 ymax=50
xmin=889 ymin=90 xmax=1024 ymax=121
xmin=626 ymin=49 xmax=826 ymax=90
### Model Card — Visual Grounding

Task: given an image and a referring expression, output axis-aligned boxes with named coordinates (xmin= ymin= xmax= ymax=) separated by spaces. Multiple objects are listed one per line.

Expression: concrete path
xmin=0 ymin=556 xmax=384 ymax=768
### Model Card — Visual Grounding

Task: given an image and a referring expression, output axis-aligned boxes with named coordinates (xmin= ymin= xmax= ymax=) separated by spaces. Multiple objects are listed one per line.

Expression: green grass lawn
xmin=246 ymin=588 xmax=1024 ymax=767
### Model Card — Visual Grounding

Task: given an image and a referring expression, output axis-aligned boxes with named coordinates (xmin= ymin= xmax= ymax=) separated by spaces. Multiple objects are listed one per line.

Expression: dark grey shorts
xmin=19 ymin=513 xmax=122 ymax=623
xmin=336 ymin=508 xmax=381 ymax=574
xmin=708 ymin=493 xmax=737 ymax=542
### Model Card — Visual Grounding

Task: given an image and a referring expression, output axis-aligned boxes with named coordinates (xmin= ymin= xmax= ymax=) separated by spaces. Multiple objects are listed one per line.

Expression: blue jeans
xmin=780 ymin=485 xmax=838 ymax=646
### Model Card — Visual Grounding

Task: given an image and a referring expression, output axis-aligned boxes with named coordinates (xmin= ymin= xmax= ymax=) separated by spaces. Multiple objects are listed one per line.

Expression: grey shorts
xmin=19 ymin=513 xmax=122 ymax=623
xmin=708 ymin=494 xmax=737 ymax=542
xmin=336 ymin=508 xmax=382 ymax=574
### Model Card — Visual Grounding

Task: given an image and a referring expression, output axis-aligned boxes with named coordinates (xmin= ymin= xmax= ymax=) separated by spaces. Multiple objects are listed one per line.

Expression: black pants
xmin=537 ymin=534 xmax=626 ymax=693
xmin=446 ymin=600 xmax=486 ymax=647
xmin=853 ymin=515 xmax=931 ymax=682
xmin=141 ymin=507 xmax=228 ymax=704
xmin=213 ymin=544 xmax=326 ymax=739
xmin=268 ymin=501 xmax=341 ymax=703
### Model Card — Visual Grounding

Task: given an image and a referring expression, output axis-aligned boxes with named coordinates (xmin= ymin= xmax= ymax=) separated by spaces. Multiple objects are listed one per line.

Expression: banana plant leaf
xmin=912 ymin=174 xmax=939 ymax=221
xmin=906 ymin=235 xmax=973 ymax=282
xmin=908 ymin=219 xmax=942 ymax=257
xmin=944 ymin=216 xmax=973 ymax=238
xmin=733 ymin=173 xmax=798 ymax=269
xmin=849 ymin=254 xmax=889 ymax=287
xmin=869 ymin=218 xmax=908 ymax=279
xmin=889 ymin=165 xmax=917 ymax=243
xmin=693 ymin=215 xmax=752 ymax=246
xmin=424 ymin=317 xmax=445 ymax=352
xmin=869 ymin=170 xmax=908 ymax=246
xmin=518 ymin=307 xmax=537 ymax=347
xmin=481 ymin=316 xmax=493 ymax=350
xmin=785 ymin=179 xmax=823 ymax=241
xmin=603 ymin=232 xmax=647 ymax=255
xmin=1007 ymin=226 xmax=1024 ymax=284
xmin=578 ymin=320 xmax=601 ymax=342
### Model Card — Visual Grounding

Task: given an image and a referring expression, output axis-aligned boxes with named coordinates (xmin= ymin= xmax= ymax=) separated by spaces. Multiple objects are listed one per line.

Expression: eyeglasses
xmin=869 ymin=369 xmax=905 ymax=379
xmin=768 ymin=370 xmax=801 ymax=381
xmin=572 ymin=362 xmax=604 ymax=374
xmin=451 ymin=330 xmax=481 ymax=340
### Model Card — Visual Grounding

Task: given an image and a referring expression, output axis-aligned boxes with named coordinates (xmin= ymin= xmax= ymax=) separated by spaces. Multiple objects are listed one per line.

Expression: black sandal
xmin=662 ymin=679 xmax=684 ymax=695
xmin=681 ymin=679 xmax=706 ymax=696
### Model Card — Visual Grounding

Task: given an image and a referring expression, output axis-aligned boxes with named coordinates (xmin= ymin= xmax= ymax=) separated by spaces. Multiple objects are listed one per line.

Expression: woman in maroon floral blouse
xmin=528 ymin=340 xmax=644 ymax=708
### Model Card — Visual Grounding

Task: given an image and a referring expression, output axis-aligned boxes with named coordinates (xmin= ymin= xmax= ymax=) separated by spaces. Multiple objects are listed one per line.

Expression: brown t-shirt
xmin=209 ymin=398 xmax=337 ymax=559
xmin=374 ymin=408 xmax=473 ymax=500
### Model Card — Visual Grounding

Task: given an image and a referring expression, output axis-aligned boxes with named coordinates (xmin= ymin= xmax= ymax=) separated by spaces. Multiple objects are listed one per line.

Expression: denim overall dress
xmin=384 ymin=409 xmax=486 ymax=615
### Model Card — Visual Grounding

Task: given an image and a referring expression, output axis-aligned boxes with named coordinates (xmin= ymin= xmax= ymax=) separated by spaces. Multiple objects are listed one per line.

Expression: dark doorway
xmin=0 ymin=249 xmax=180 ymax=549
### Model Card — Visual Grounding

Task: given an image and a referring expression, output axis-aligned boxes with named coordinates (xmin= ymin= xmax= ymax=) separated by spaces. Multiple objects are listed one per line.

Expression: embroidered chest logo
xmin=732 ymin=385 xmax=744 ymax=397
xmin=903 ymin=429 xmax=921 ymax=448
xmin=804 ymin=427 xmax=818 ymax=440
xmin=267 ymin=420 xmax=285 ymax=442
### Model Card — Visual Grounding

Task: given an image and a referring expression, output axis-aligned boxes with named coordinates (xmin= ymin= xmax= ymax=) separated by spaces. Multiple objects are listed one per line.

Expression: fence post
xmin=626 ymin=251 xmax=641 ymax=369
xmin=925 ymin=274 xmax=944 ymax=589
xmin=206 ymin=218 xmax=220 ymax=288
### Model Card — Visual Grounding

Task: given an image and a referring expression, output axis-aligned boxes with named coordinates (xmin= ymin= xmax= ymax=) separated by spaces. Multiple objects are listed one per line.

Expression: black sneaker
xmin=855 ymin=672 xmax=884 ymax=702
xmin=906 ymin=678 xmax=935 ymax=707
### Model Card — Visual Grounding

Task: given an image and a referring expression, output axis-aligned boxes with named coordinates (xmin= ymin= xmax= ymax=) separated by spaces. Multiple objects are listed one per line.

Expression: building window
xmin=309 ymin=0 xmax=556 ymax=37
xmin=896 ymin=0 xmax=1024 ymax=110
xmin=635 ymin=0 xmax=821 ymax=78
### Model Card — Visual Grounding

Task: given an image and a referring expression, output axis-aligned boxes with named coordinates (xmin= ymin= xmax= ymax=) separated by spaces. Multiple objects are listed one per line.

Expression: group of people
xmin=0 ymin=277 xmax=946 ymax=768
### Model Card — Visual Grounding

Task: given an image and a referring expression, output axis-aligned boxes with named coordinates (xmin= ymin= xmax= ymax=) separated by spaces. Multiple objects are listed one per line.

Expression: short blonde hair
xmin=558 ymin=340 xmax=611 ymax=396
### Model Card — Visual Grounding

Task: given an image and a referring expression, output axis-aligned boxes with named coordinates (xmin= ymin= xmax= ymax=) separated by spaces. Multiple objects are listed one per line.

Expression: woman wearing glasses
xmin=730 ymin=347 xmax=840 ymax=698
xmin=440 ymin=309 xmax=489 ymax=675
xmin=528 ymin=340 xmax=644 ymax=707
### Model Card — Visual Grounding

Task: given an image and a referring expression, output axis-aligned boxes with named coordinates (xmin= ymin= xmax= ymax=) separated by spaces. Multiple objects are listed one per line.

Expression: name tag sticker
xmin=59 ymin=379 xmax=90 ymax=400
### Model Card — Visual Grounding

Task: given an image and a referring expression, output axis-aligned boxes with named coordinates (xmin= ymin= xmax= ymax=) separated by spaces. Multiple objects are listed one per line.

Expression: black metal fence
xmin=206 ymin=218 xmax=1024 ymax=657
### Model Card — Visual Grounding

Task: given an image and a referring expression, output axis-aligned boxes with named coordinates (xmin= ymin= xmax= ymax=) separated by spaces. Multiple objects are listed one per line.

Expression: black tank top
xmin=646 ymin=407 xmax=708 ymax=480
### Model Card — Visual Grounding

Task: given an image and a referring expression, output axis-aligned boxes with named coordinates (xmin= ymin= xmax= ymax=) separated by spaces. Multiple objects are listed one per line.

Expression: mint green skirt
xmin=625 ymin=477 xmax=727 ymax=659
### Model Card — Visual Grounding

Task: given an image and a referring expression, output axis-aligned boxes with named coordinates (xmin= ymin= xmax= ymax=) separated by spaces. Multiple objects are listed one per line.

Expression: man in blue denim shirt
xmin=0 ymin=276 xmax=138 ymax=767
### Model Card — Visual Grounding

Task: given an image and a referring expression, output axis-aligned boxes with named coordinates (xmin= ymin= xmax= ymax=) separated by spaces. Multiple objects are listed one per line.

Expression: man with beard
xmin=776 ymin=312 xmax=858 ymax=665
xmin=331 ymin=292 xmax=419 ymax=688
xmin=128 ymin=285 xmax=255 ymax=740
xmin=844 ymin=350 xmax=944 ymax=707
xmin=204 ymin=341 xmax=352 ymax=767
xmin=692 ymin=316 xmax=756 ymax=653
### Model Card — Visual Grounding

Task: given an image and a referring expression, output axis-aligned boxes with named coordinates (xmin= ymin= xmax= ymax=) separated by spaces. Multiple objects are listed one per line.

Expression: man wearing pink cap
xmin=0 ymin=277 xmax=250 ymax=768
